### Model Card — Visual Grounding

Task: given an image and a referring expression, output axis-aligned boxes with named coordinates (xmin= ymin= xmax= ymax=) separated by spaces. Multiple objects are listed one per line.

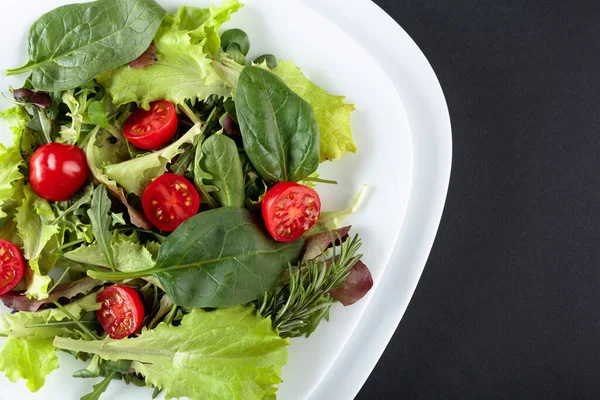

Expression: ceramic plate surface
xmin=0 ymin=0 xmax=451 ymax=399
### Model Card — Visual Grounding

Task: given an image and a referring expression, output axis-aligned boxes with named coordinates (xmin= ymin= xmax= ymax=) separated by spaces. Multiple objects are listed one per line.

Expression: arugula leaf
xmin=87 ymin=101 xmax=110 ymax=129
xmin=65 ymin=232 xmax=155 ymax=273
xmin=194 ymin=133 xmax=245 ymax=208
xmin=89 ymin=208 xmax=304 ymax=308
xmin=81 ymin=371 xmax=116 ymax=400
xmin=104 ymin=123 xmax=203 ymax=197
xmin=0 ymin=145 xmax=24 ymax=219
xmin=6 ymin=0 xmax=167 ymax=91
xmin=273 ymin=61 xmax=357 ymax=162
xmin=54 ymin=306 xmax=288 ymax=400
xmin=87 ymin=185 xmax=115 ymax=272
xmin=96 ymin=1 xmax=242 ymax=109
xmin=85 ymin=128 xmax=152 ymax=230
xmin=236 ymin=66 xmax=320 ymax=183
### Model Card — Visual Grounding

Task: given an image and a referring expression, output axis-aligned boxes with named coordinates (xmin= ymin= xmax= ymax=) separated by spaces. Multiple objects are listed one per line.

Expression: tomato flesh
xmin=97 ymin=285 xmax=145 ymax=339
xmin=142 ymin=173 xmax=201 ymax=232
xmin=0 ymin=240 xmax=24 ymax=296
xmin=29 ymin=143 xmax=89 ymax=201
xmin=262 ymin=182 xmax=321 ymax=242
xmin=124 ymin=100 xmax=178 ymax=150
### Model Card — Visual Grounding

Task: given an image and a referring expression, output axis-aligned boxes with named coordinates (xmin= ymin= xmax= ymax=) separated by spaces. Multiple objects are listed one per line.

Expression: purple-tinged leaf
xmin=128 ymin=42 xmax=157 ymax=69
xmin=12 ymin=88 xmax=52 ymax=109
xmin=302 ymin=226 xmax=352 ymax=262
xmin=330 ymin=260 xmax=373 ymax=306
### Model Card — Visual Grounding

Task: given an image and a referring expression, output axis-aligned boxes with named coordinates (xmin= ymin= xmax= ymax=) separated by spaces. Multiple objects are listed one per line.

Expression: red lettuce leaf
xmin=330 ymin=260 xmax=373 ymax=306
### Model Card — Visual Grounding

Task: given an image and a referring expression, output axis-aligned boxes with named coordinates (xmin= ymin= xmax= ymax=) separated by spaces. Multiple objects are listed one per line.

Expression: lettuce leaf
xmin=104 ymin=123 xmax=202 ymax=196
xmin=15 ymin=186 xmax=60 ymax=299
xmin=85 ymin=128 xmax=152 ymax=229
xmin=0 ymin=292 xmax=100 ymax=392
xmin=97 ymin=1 xmax=242 ymax=108
xmin=272 ymin=61 xmax=357 ymax=162
xmin=0 ymin=145 xmax=24 ymax=219
xmin=0 ymin=106 xmax=29 ymax=149
xmin=54 ymin=306 xmax=288 ymax=400
xmin=64 ymin=232 xmax=156 ymax=273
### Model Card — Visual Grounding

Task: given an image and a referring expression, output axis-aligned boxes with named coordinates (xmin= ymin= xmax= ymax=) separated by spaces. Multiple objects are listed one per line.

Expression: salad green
xmin=0 ymin=0 xmax=373 ymax=399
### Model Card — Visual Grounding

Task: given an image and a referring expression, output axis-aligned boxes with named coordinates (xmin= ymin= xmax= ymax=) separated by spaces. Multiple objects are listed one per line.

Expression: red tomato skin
xmin=0 ymin=239 xmax=25 ymax=296
xmin=123 ymin=100 xmax=178 ymax=150
xmin=96 ymin=285 xmax=145 ymax=340
xmin=142 ymin=174 xmax=201 ymax=232
xmin=29 ymin=143 xmax=89 ymax=201
xmin=262 ymin=182 xmax=321 ymax=242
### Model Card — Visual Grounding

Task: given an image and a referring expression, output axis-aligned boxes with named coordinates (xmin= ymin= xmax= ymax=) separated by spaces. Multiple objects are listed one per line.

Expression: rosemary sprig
xmin=259 ymin=233 xmax=363 ymax=338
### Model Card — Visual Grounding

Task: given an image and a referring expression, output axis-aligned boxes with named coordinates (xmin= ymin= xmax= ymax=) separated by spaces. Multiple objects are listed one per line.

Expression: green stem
xmin=50 ymin=299 xmax=100 ymax=340
xmin=6 ymin=65 xmax=33 ymax=76
xmin=88 ymin=268 xmax=155 ymax=281
xmin=178 ymin=103 xmax=201 ymax=124
xmin=302 ymin=176 xmax=338 ymax=185
xmin=48 ymin=267 xmax=71 ymax=294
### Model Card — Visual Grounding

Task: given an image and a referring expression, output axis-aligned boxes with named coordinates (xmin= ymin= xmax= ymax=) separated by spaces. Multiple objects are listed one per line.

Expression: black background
xmin=358 ymin=1 xmax=600 ymax=399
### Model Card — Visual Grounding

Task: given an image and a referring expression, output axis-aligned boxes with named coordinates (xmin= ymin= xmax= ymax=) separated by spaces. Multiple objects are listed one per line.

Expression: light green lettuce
xmin=0 ymin=292 xmax=100 ymax=392
xmin=0 ymin=106 xmax=29 ymax=149
xmin=104 ymin=123 xmax=202 ymax=196
xmin=64 ymin=232 xmax=156 ymax=273
xmin=0 ymin=145 xmax=24 ymax=219
xmin=85 ymin=128 xmax=152 ymax=230
xmin=273 ymin=61 xmax=357 ymax=162
xmin=54 ymin=306 xmax=289 ymax=400
xmin=15 ymin=185 xmax=60 ymax=299
xmin=97 ymin=0 xmax=242 ymax=109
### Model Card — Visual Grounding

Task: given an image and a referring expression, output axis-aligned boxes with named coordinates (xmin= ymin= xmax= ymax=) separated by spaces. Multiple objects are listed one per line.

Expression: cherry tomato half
xmin=123 ymin=100 xmax=178 ymax=150
xmin=29 ymin=143 xmax=89 ymax=201
xmin=142 ymin=174 xmax=200 ymax=232
xmin=97 ymin=285 xmax=145 ymax=339
xmin=0 ymin=240 xmax=25 ymax=296
xmin=262 ymin=182 xmax=321 ymax=242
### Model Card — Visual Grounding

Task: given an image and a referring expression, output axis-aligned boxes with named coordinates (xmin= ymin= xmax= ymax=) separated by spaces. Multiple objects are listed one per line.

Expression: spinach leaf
xmin=194 ymin=134 xmax=245 ymax=208
xmin=89 ymin=208 xmax=304 ymax=308
xmin=235 ymin=66 xmax=320 ymax=183
xmin=7 ymin=0 xmax=166 ymax=91
xmin=87 ymin=185 xmax=116 ymax=272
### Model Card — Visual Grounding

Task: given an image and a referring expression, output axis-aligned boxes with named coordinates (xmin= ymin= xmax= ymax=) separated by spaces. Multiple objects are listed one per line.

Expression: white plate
xmin=0 ymin=0 xmax=451 ymax=399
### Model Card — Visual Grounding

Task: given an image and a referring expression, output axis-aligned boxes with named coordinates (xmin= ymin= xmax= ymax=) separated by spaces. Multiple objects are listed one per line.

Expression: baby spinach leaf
xmin=6 ymin=0 xmax=167 ymax=91
xmin=235 ymin=66 xmax=320 ymax=183
xmin=88 ymin=208 xmax=304 ymax=308
xmin=194 ymin=134 xmax=245 ymax=208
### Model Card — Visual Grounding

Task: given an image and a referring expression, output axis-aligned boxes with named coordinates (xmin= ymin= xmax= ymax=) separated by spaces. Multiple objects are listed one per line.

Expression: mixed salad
xmin=0 ymin=0 xmax=374 ymax=399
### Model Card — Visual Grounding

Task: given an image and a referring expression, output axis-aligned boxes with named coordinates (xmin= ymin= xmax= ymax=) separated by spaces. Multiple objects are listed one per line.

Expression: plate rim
xmin=297 ymin=0 xmax=452 ymax=398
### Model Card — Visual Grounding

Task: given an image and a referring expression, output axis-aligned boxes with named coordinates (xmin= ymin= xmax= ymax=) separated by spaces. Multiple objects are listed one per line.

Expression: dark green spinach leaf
xmin=194 ymin=134 xmax=245 ymax=208
xmin=7 ymin=0 xmax=166 ymax=91
xmin=235 ymin=66 xmax=320 ymax=183
xmin=155 ymin=208 xmax=304 ymax=307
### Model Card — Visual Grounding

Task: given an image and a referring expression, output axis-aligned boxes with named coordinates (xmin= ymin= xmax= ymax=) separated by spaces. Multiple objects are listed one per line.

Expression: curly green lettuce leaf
xmin=85 ymin=128 xmax=152 ymax=229
xmin=0 ymin=145 xmax=24 ymax=219
xmin=96 ymin=1 xmax=242 ymax=108
xmin=0 ymin=337 xmax=58 ymax=392
xmin=64 ymin=232 xmax=156 ymax=273
xmin=0 ymin=292 xmax=100 ymax=392
xmin=272 ymin=61 xmax=357 ymax=162
xmin=15 ymin=185 xmax=60 ymax=299
xmin=0 ymin=106 xmax=29 ymax=149
xmin=54 ymin=306 xmax=288 ymax=400
xmin=104 ymin=123 xmax=202 ymax=196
